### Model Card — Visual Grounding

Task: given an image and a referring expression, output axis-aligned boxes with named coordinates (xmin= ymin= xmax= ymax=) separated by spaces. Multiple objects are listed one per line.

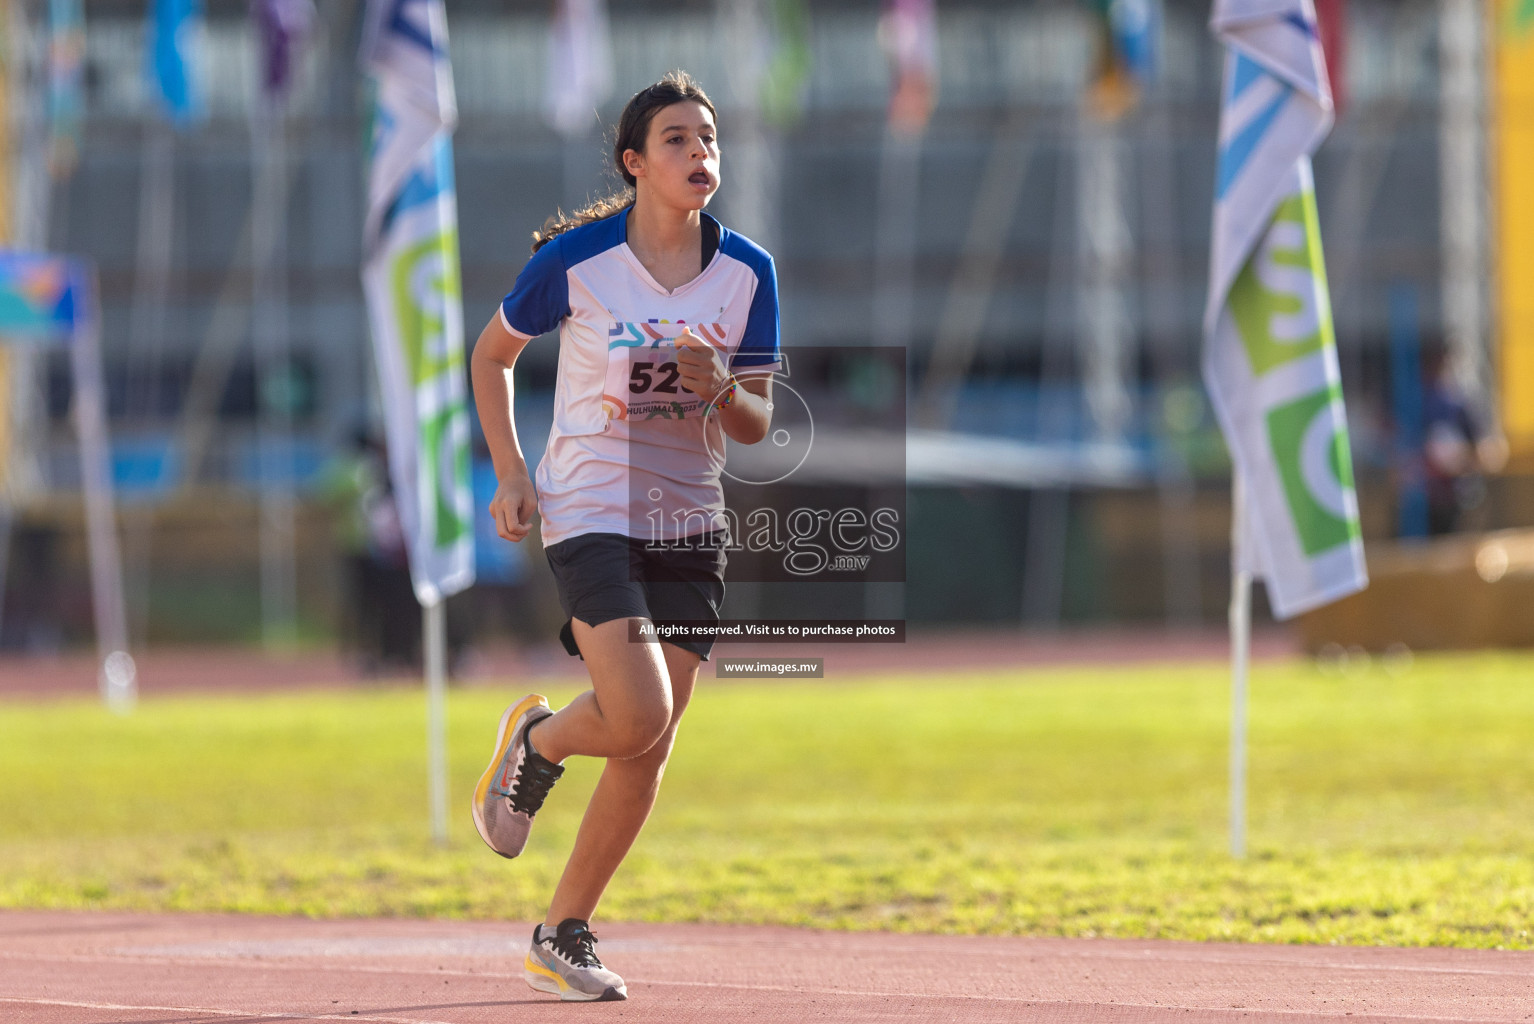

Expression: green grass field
xmin=3 ymin=654 xmax=1533 ymax=948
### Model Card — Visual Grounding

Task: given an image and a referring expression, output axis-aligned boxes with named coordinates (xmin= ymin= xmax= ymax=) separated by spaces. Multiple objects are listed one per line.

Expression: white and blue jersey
xmin=499 ymin=209 xmax=780 ymax=546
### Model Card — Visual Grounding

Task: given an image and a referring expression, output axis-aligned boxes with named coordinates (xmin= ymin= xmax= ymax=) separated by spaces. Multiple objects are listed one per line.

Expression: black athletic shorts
xmin=544 ymin=531 xmax=727 ymax=661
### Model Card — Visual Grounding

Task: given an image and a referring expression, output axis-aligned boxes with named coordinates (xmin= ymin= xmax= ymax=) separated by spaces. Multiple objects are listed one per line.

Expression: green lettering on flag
xmin=1266 ymin=383 xmax=1360 ymax=556
xmin=421 ymin=402 xmax=471 ymax=547
xmin=1229 ymin=191 xmax=1335 ymax=376
xmin=390 ymin=229 xmax=464 ymax=386
xmin=388 ymin=227 xmax=470 ymax=550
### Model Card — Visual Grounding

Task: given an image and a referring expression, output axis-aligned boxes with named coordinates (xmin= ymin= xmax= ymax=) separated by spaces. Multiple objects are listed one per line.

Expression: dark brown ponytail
xmin=531 ymin=70 xmax=718 ymax=253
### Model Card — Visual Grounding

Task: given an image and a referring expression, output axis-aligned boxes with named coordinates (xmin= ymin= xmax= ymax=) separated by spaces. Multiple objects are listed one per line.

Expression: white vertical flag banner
xmin=1204 ymin=0 xmax=1366 ymax=619
xmin=360 ymin=0 xmax=474 ymax=605
xmin=546 ymin=0 xmax=613 ymax=139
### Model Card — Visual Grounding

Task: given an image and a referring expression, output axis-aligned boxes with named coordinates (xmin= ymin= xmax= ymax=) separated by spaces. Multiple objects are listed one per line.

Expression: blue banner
xmin=146 ymin=0 xmax=204 ymax=127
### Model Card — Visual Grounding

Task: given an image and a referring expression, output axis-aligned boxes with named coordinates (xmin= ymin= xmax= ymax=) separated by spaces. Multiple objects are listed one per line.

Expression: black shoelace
xmin=549 ymin=923 xmax=602 ymax=968
xmin=508 ymin=736 xmax=563 ymax=816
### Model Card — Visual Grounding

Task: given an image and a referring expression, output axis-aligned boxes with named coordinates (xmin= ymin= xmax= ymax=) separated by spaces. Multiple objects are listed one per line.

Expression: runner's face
xmin=626 ymin=101 xmax=719 ymax=211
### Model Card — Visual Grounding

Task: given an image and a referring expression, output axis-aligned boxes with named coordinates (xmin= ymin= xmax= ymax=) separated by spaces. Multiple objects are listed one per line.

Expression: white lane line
xmin=625 ymin=977 xmax=1530 ymax=1022
xmin=0 ymin=995 xmax=458 ymax=1024
xmin=0 ymin=950 xmax=495 ymax=979
xmin=1018 ymin=947 xmax=1534 ymax=979
xmin=606 ymin=938 xmax=1534 ymax=979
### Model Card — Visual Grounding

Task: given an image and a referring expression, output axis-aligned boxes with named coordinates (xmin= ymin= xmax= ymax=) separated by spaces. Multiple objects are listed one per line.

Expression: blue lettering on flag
xmin=379 ymin=136 xmax=453 ymax=236
xmin=1230 ymin=52 xmax=1266 ymax=100
xmin=369 ymin=106 xmax=397 ymax=164
xmin=1282 ymin=11 xmax=1314 ymax=36
xmin=384 ymin=0 xmax=438 ymax=56
xmin=1216 ymin=74 xmax=1290 ymax=201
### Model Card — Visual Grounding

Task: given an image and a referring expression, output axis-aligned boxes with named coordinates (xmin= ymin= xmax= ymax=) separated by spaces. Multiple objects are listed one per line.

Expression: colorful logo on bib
xmin=607 ymin=320 xmax=727 ymax=350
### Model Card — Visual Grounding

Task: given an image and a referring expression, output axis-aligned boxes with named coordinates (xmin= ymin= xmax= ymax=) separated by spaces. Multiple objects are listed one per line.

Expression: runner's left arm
xmin=674 ymin=329 xmax=773 ymax=444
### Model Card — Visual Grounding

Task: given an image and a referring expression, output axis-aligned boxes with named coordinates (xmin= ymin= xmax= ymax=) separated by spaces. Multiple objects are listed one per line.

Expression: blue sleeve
xmin=731 ymin=255 xmax=780 ymax=367
xmin=499 ymin=238 xmax=568 ymax=338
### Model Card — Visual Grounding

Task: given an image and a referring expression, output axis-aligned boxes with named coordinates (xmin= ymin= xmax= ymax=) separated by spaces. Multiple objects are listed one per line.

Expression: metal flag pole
xmin=251 ymin=93 xmax=298 ymax=650
xmin=1229 ymin=472 xmax=1251 ymax=859
xmin=715 ymin=0 xmax=774 ymax=250
xmin=424 ymin=597 xmax=448 ymax=844
xmin=1206 ymin=0 xmax=1367 ymax=861
xmin=362 ymin=0 xmax=476 ymax=845
xmin=915 ymin=110 xmax=1033 ymax=431
xmin=124 ymin=119 xmax=174 ymax=648
xmin=1437 ymin=0 xmax=1490 ymax=415
xmin=73 ymin=270 xmax=134 ymax=711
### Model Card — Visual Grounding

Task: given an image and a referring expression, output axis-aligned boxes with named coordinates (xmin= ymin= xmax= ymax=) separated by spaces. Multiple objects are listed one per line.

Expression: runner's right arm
xmin=471 ymin=313 xmax=539 ymax=543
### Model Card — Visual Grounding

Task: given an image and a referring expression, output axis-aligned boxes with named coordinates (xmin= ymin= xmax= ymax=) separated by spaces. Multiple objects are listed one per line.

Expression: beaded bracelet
xmin=713 ymin=376 xmax=740 ymax=412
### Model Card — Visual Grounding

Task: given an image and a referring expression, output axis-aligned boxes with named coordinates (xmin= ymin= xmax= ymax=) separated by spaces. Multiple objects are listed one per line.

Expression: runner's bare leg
xmin=530 ymin=618 xmax=701 ymax=926
xmin=530 ymin=617 xmax=675 ymax=763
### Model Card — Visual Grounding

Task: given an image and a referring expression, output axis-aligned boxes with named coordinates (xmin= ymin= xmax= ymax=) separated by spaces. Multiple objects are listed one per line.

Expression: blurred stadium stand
xmin=2 ymin=0 xmax=1523 ymax=649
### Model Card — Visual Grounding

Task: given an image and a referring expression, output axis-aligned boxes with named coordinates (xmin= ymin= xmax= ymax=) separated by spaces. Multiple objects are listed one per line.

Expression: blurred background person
xmin=320 ymin=429 xmax=416 ymax=675
xmin=1420 ymin=341 xmax=1502 ymax=536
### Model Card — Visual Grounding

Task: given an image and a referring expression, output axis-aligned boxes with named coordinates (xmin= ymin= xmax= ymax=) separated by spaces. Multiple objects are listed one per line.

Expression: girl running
xmin=468 ymin=71 xmax=780 ymax=1002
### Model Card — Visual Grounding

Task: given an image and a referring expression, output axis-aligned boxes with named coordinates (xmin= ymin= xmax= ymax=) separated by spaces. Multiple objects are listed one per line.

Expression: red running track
xmin=0 ymin=627 xmax=1299 ymax=701
xmin=2 ymin=910 xmax=1530 ymax=1023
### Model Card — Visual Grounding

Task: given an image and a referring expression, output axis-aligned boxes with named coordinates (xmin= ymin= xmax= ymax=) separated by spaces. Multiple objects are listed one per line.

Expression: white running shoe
xmin=471 ymin=695 xmax=563 ymax=858
xmin=524 ymin=919 xmax=627 ymax=1002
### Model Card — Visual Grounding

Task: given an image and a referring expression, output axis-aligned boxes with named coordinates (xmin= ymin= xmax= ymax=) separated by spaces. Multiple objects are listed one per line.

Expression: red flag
xmin=1312 ymin=0 xmax=1347 ymax=114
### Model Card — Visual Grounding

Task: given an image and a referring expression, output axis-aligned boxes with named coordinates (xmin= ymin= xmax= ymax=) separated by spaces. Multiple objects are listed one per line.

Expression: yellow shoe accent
xmin=525 ymin=953 xmax=568 ymax=991
xmin=472 ymin=694 xmax=549 ymax=811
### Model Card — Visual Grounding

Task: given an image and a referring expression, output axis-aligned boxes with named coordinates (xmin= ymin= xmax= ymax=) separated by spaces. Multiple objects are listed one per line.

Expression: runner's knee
xmin=607 ymin=699 xmax=672 ymax=758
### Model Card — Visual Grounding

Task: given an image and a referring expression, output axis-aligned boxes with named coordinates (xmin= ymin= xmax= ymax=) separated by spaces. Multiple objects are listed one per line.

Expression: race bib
xmin=602 ymin=321 xmax=731 ymax=423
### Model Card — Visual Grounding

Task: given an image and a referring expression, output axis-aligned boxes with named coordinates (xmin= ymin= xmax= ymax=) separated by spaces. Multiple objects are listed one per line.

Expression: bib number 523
xmin=629 ymin=361 xmax=681 ymax=395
